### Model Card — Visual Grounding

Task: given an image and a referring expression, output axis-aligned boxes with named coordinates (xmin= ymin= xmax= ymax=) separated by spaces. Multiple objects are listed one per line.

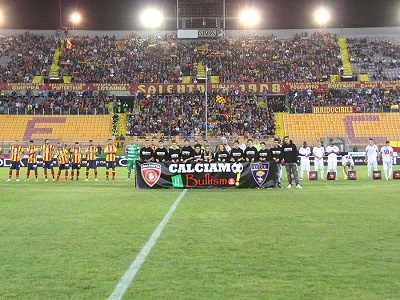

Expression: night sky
xmin=1 ymin=0 xmax=399 ymax=31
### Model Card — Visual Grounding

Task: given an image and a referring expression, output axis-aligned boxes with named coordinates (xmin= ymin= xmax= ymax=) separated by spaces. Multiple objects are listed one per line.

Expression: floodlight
xmin=140 ymin=8 xmax=163 ymax=29
xmin=239 ymin=8 xmax=261 ymax=28
xmin=314 ymin=7 xmax=331 ymax=26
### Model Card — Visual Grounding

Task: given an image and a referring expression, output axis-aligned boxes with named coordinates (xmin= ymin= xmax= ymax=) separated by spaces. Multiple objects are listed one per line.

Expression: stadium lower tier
xmin=0 ymin=115 xmax=112 ymax=145
xmin=284 ymin=112 xmax=400 ymax=146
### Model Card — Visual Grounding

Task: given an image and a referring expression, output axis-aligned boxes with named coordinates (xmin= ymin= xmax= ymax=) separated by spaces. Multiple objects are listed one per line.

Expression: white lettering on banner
xmin=168 ymin=163 xmax=244 ymax=174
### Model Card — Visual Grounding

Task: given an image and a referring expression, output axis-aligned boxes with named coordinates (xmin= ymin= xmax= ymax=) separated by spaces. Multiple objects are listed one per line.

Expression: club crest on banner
xmin=250 ymin=163 xmax=269 ymax=186
xmin=141 ymin=163 xmax=161 ymax=187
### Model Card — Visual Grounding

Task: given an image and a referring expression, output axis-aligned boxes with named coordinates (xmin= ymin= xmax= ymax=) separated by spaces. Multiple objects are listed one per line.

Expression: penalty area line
xmin=108 ymin=189 xmax=188 ymax=300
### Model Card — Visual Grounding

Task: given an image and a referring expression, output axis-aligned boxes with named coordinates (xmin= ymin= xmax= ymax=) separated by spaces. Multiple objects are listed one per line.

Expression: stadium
xmin=1 ymin=0 xmax=400 ymax=299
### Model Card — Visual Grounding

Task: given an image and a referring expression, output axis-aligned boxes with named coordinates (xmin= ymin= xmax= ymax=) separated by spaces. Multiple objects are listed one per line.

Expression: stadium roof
xmin=1 ymin=0 xmax=400 ymax=30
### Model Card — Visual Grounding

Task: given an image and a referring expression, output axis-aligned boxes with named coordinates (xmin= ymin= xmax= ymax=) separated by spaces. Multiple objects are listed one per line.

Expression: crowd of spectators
xmin=347 ymin=36 xmax=400 ymax=80
xmin=0 ymin=32 xmax=56 ymax=83
xmin=288 ymin=87 xmax=400 ymax=113
xmin=125 ymin=90 xmax=276 ymax=139
xmin=0 ymin=89 xmax=110 ymax=115
xmin=2 ymin=31 xmax=400 ymax=84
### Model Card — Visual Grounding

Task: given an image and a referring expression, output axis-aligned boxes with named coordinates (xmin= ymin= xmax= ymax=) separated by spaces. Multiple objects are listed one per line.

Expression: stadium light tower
xmin=71 ymin=12 xmax=81 ymax=30
xmin=239 ymin=8 xmax=261 ymax=29
xmin=140 ymin=8 xmax=163 ymax=29
xmin=314 ymin=7 xmax=331 ymax=28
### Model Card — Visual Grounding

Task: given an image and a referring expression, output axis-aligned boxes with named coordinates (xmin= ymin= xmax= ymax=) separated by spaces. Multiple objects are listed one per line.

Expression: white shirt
xmin=326 ymin=145 xmax=339 ymax=161
xmin=313 ymin=146 xmax=325 ymax=160
xmin=299 ymin=147 xmax=311 ymax=161
xmin=341 ymin=155 xmax=354 ymax=166
xmin=380 ymin=146 xmax=393 ymax=162
xmin=366 ymin=145 xmax=379 ymax=160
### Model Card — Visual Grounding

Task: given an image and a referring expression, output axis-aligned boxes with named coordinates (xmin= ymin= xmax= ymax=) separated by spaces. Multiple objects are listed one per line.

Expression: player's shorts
xmin=300 ymin=158 xmax=310 ymax=171
xmin=382 ymin=160 xmax=393 ymax=168
xmin=86 ymin=160 xmax=97 ymax=169
xmin=127 ymin=160 xmax=135 ymax=169
xmin=106 ymin=161 xmax=116 ymax=169
xmin=9 ymin=161 xmax=21 ymax=170
xmin=27 ymin=163 xmax=38 ymax=171
xmin=59 ymin=163 xmax=70 ymax=170
xmin=71 ymin=163 xmax=81 ymax=170
xmin=43 ymin=161 xmax=54 ymax=169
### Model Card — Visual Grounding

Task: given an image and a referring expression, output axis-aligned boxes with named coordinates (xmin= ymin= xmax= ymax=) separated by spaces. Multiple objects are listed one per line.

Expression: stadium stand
xmin=0 ymin=115 xmax=112 ymax=145
xmin=283 ymin=112 xmax=400 ymax=145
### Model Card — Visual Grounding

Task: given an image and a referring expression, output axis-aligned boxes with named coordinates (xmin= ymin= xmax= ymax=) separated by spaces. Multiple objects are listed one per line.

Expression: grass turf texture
xmin=0 ymin=166 xmax=399 ymax=299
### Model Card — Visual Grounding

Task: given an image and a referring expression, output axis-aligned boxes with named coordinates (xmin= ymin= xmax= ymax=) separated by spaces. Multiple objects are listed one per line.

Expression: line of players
xmin=5 ymin=139 xmax=120 ymax=182
xmin=137 ymin=137 xmax=302 ymax=189
xmin=298 ymin=138 xmax=394 ymax=180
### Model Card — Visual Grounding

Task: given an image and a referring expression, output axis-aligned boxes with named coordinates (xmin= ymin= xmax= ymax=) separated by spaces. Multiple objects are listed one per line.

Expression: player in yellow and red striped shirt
xmin=40 ymin=139 xmax=55 ymax=181
xmin=25 ymin=140 xmax=39 ymax=181
xmin=104 ymin=138 xmax=117 ymax=180
xmin=70 ymin=141 xmax=83 ymax=181
xmin=55 ymin=143 xmax=70 ymax=182
xmin=85 ymin=140 xmax=98 ymax=181
xmin=7 ymin=140 xmax=24 ymax=182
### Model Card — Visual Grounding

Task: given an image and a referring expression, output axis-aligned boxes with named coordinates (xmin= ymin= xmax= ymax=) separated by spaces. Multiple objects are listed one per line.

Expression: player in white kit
xmin=365 ymin=138 xmax=379 ymax=179
xmin=341 ymin=154 xmax=355 ymax=179
xmin=380 ymin=140 xmax=394 ymax=180
xmin=313 ymin=140 xmax=325 ymax=179
xmin=298 ymin=141 xmax=311 ymax=180
xmin=325 ymin=139 xmax=340 ymax=177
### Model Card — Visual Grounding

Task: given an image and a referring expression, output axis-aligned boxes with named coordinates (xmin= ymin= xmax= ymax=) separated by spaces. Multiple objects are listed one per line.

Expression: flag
xmin=216 ymin=95 xmax=226 ymax=104
xmin=66 ymin=38 xmax=72 ymax=49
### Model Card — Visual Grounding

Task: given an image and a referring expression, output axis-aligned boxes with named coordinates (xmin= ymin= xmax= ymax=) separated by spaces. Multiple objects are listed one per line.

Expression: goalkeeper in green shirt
xmin=125 ymin=137 xmax=140 ymax=181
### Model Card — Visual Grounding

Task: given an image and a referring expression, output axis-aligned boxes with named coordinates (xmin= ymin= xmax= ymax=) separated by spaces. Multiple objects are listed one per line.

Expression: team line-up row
xmin=4 ymin=138 xmax=134 ymax=182
xmin=3 ymin=136 xmax=395 ymax=185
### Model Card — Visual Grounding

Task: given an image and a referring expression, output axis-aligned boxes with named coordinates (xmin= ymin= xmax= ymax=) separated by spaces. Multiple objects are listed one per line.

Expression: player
xmin=169 ymin=140 xmax=181 ymax=163
xmin=125 ymin=137 xmax=140 ymax=181
xmin=153 ymin=140 xmax=169 ymax=162
xmin=244 ymin=139 xmax=259 ymax=162
xmin=282 ymin=136 xmax=302 ymax=189
xmin=193 ymin=144 xmax=203 ymax=162
xmin=70 ymin=142 xmax=83 ymax=181
xmin=258 ymin=142 xmax=270 ymax=162
xmin=365 ymin=138 xmax=379 ymax=179
xmin=202 ymin=145 xmax=214 ymax=163
xmin=341 ymin=153 xmax=355 ymax=179
xmin=230 ymin=140 xmax=245 ymax=162
xmin=325 ymin=139 xmax=340 ymax=178
xmin=312 ymin=140 xmax=325 ymax=180
xmin=105 ymin=138 xmax=117 ymax=180
xmin=215 ymin=144 xmax=230 ymax=162
xmin=180 ymin=139 xmax=195 ymax=163
xmin=7 ymin=140 xmax=24 ymax=182
xmin=41 ymin=139 xmax=55 ymax=181
xmin=85 ymin=140 xmax=99 ymax=181
xmin=25 ymin=140 xmax=39 ymax=181
xmin=55 ymin=143 xmax=70 ymax=182
xmin=380 ymin=140 xmax=394 ymax=180
xmin=298 ymin=141 xmax=311 ymax=180
xmin=269 ymin=138 xmax=283 ymax=188
xmin=139 ymin=139 xmax=154 ymax=163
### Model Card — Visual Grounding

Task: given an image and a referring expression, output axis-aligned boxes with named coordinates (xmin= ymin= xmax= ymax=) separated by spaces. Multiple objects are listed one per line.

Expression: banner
xmin=0 ymin=157 xmax=130 ymax=168
xmin=1 ymin=80 xmax=399 ymax=94
xmin=135 ymin=161 xmax=278 ymax=189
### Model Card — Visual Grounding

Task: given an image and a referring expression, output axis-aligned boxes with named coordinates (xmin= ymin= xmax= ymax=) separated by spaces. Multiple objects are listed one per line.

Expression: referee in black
xmin=282 ymin=136 xmax=302 ymax=189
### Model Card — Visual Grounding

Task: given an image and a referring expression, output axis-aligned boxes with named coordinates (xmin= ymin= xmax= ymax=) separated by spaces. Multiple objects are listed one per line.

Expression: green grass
xmin=1 ymin=166 xmax=400 ymax=299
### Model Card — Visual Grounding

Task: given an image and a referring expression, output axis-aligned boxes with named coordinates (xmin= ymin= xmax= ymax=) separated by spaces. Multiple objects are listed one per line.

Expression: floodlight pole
xmin=59 ymin=0 xmax=62 ymax=29
xmin=205 ymin=66 xmax=208 ymax=140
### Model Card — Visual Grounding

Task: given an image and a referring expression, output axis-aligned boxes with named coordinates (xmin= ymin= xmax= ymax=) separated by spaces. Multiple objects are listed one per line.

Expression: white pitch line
xmin=108 ymin=189 xmax=188 ymax=300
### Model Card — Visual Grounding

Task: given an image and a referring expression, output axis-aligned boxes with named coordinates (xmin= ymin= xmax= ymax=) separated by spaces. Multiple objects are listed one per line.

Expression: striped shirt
xmin=10 ymin=145 xmax=24 ymax=162
xmin=41 ymin=144 xmax=54 ymax=161
xmin=105 ymin=145 xmax=117 ymax=162
xmin=86 ymin=146 xmax=98 ymax=160
xmin=70 ymin=147 xmax=83 ymax=163
xmin=126 ymin=144 xmax=139 ymax=161
xmin=26 ymin=146 xmax=38 ymax=163
xmin=56 ymin=148 xmax=69 ymax=165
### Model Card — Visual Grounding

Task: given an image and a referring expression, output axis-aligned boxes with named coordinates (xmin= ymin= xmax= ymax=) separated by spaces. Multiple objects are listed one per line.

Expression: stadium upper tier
xmin=1 ymin=31 xmax=399 ymax=84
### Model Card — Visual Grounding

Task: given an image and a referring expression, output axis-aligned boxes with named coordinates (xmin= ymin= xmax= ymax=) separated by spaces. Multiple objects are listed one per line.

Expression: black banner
xmin=135 ymin=161 xmax=278 ymax=189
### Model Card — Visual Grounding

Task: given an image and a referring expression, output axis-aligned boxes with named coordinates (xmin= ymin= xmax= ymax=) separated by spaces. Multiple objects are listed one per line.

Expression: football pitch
xmin=1 ymin=166 xmax=399 ymax=299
